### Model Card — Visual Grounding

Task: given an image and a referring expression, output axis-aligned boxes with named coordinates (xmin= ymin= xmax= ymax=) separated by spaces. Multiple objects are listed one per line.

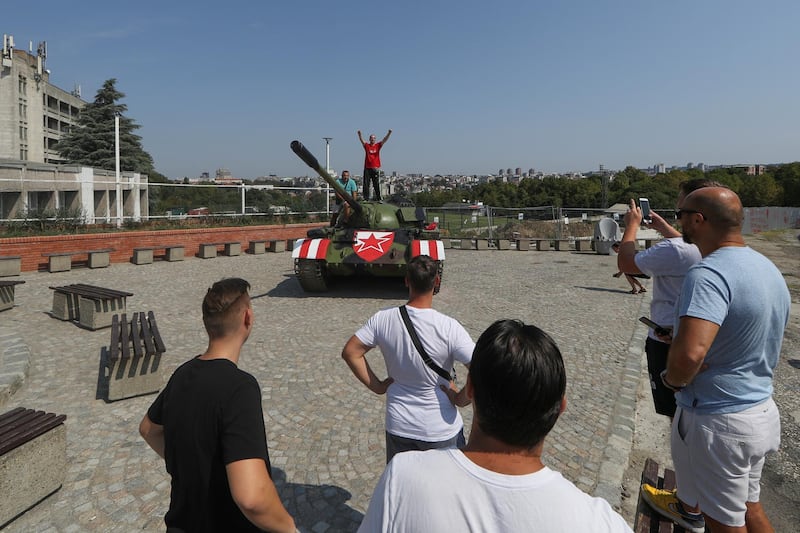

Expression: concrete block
xmin=78 ymin=296 xmax=126 ymax=330
xmin=249 ymin=241 xmax=266 ymax=255
xmin=51 ymin=292 xmax=79 ymax=321
xmin=0 ymin=257 xmax=21 ymax=277
xmin=440 ymin=238 xmax=451 ymax=249
xmin=132 ymin=249 xmax=153 ymax=265
xmin=198 ymin=244 xmax=217 ymax=259
xmin=575 ymin=240 xmax=592 ymax=252
xmin=223 ymin=243 xmax=241 ymax=256
xmin=460 ymin=239 xmax=474 ymax=250
xmin=48 ymin=255 xmax=72 ymax=273
xmin=88 ymin=251 xmax=110 ymax=269
xmin=268 ymin=240 xmax=286 ymax=253
xmin=0 ymin=285 xmax=15 ymax=312
xmin=285 ymin=239 xmax=296 ymax=252
xmin=106 ymin=352 xmax=164 ymax=401
xmin=0 ymin=423 xmax=66 ymax=527
xmin=535 ymin=239 xmax=551 ymax=251
xmin=495 ymin=239 xmax=511 ymax=250
xmin=475 ymin=239 xmax=490 ymax=250
xmin=515 ymin=239 xmax=530 ymax=251
xmin=554 ymin=239 xmax=571 ymax=251
xmin=165 ymin=247 xmax=184 ymax=261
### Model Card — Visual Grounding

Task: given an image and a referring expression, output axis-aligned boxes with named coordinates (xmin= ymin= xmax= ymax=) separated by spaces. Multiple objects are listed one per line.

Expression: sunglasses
xmin=674 ymin=209 xmax=705 ymax=220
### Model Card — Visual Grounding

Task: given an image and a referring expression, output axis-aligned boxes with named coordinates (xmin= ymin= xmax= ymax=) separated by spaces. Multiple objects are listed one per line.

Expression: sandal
xmin=639 ymin=288 xmax=647 ymax=293
xmin=629 ymin=289 xmax=639 ymax=294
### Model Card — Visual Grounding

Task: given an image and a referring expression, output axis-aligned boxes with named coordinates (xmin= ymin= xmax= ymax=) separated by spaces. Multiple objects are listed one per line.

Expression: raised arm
xmin=381 ymin=129 xmax=393 ymax=144
xmin=227 ymin=459 xmax=296 ymax=533
xmin=342 ymin=335 xmax=393 ymax=394
xmin=646 ymin=210 xmax=681 ymax=239
xmin=357 ymin=130 xmax=365 ymax=145
xmin=617 ymin=198 xmax=644 ymax=274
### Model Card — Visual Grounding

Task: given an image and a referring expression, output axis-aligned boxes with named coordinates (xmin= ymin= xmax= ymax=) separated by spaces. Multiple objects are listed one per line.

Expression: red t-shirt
xmin=363 ymin=142 xmax=383 ymax=169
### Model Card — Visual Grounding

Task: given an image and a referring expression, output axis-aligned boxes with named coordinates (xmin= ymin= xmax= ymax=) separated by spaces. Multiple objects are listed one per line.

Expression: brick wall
xmin=0 ymin=223 xmax=324 ymax=272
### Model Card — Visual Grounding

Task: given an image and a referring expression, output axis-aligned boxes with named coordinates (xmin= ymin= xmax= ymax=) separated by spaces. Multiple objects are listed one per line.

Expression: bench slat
xmin=148 ymin=311 xmax=167 ymax=353
xmin=110 ymin=315 xmax=121 ymax=361
xmin=131 ymin=312 xmax=144 ymax=359
xmin=140 ymin=312 xmax=157 ymax=356
xmin=120 ymin=313 xmax=130 ymax=361
xmin=0 ymin=410 xmax=67 ymax=455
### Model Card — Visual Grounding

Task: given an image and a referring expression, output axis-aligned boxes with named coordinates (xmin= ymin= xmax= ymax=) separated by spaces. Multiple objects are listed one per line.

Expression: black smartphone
xmin=638 ymin=316 xmax=671 ymax=337
xmin=638 ymin=198 xmax=652 ymax=224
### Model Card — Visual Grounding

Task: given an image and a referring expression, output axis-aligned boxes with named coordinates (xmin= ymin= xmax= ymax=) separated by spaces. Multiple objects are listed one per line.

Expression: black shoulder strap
xmin=399 ymin=305 xmax=452 ymax=381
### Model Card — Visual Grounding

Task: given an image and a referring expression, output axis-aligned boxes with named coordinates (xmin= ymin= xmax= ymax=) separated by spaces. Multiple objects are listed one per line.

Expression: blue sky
xmin=8 ymin=1 xmax=800 ymax=179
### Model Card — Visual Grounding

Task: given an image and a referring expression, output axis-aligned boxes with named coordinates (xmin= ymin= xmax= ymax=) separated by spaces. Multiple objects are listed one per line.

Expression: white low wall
xmin=743 ymin=207 xmax=800 ymax=234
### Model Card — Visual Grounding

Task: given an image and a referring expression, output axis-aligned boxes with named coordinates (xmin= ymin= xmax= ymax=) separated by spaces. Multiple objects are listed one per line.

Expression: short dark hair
xmin=202 ymin=278 xmax=251 ymax=339
xmin=469 ymin=319 xmax=566 ymax=449
xmin=406 ymin=255 xmax=439 ymax=293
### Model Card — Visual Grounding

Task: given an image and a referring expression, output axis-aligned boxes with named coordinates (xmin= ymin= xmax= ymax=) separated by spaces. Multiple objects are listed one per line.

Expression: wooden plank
xmin=140 ymin=312 xmax=157 ymax=356
xmin=0 ymin=410 xmax=66 ymax=455
xmin=147 ymin=311 xmax=166 ymax=354
xmin=130 ymin=313 xmax=144 ymax=359
xmin=120 ymin=313 xmax=130 ymax=361
xmin=110 ymin=315 xmax=121 ymax=362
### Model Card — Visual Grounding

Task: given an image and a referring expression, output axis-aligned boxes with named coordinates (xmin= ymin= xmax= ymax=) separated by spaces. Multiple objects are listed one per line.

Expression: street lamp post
xmin=323 ymin=137 xmax=332 ymax=214
xmin=115 ymin=113 xmax=121 ymax=228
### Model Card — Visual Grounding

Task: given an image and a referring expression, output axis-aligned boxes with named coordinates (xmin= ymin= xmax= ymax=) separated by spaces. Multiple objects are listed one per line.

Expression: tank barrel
xmin=290 ymin=141 xmax=362 ymax=216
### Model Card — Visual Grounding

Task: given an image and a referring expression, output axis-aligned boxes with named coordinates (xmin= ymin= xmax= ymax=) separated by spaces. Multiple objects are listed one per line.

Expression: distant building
xmin=0 ymin=34 xmax=148 ymax=222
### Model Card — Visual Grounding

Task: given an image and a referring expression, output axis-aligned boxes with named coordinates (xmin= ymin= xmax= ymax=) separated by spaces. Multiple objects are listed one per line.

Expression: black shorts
xmin=645 ymin=337 xmax=676 ymax=418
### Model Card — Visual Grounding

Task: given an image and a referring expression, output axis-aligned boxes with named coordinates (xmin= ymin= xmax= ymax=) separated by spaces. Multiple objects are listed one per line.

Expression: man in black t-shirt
xmin=140 ymin=278 xmax=296 ymax=533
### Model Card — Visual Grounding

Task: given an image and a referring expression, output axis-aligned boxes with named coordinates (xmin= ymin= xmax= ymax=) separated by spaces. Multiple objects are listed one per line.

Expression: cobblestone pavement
xmin=1 ymin=248 xmax=650 ymax=532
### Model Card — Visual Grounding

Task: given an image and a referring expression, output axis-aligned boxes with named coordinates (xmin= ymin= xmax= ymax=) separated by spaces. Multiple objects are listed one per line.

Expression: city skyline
xmin=6 ymin=1 xmax=800 ymax=179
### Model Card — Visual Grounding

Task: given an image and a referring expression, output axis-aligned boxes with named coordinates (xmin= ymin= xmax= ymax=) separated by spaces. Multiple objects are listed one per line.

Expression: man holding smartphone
xmin=617 ymin=180 xmax=720 ymax=419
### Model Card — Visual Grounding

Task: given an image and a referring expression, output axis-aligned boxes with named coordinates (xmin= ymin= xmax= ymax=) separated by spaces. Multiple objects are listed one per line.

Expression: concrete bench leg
xmin=48 ymin=256 xmax=72 ymax=273
xmin=88 ymin=252 xmax=110 ymax=268
xmin=106 ymin=352 xmax=165 ymax=401
xmin=440 ymin=238 xmax=451 ymax=249
xmin=0 ymin=285 xmax=15 ymax=312
xmin=475 ymin=239 xmax=489 ymax=250
xmin=132 ymin=249 xmax=154 ymax=265
xmin=554 ymin=240 xmax=570 ymax=251
xmin=51 ymin=292 xmax=80 ymax=321
xmin=460 ymin=239 xmax=474 ymax=250
xmin=515 ymin=239 xmax=530 ymax=251
xmin=165 ymin=247 xmax=184 ymax=261
xmin=79 ymin=296 xmax=126 ymax=330
xmin=249 ymin=242 xmax=266 ymax=255
xmin=224 ymin=243 xmax=241 ymax=256
xmin=495 ymin=239 xmax=511 ymax=250
xmin=268 ymin=240 xmax=286 ymax=253
xmin=536 ymin=240 xmax=551 ymax=251
xmin=199 ymin=244 xmax=217 ymax=259
xmin=0 ymin=258 xmax=21 ymax=277
xmin=0 ymin=424 xmax=66 ymax=526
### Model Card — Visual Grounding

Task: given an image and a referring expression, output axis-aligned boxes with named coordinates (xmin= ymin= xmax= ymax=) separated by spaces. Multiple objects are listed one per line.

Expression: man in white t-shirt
xmin=358 ymin=319 xmax=633 ymax=532
xmin=342 ymin=255 xmax=474 ymax=463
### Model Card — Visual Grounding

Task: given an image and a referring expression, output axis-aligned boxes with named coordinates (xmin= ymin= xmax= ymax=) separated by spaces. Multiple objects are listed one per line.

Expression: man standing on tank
xmin=358 ymin=129 xmax=392 ymax=201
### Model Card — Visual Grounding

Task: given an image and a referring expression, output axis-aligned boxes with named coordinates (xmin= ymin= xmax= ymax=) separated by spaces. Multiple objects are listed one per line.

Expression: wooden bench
xmin=42 ymin=248 xmax=113 ymax=272
xmin=0 ymin=280 xmax=25 ymax=312
xmin=50 ymin=283 xmax=133 ymax=330
xmin=634 ymin=458 xmax=690 ymax=532
xmin=198 ymin=241 xmax=241 ymax=259
xmin=131 ymin=245 xmax=185 ymax=264
xmin=0 ymin=256 xmax=21 ymax=277
xmin=0 ymin=407 xmax=67 ymax=528
xmin=104 ymin=312 xmax=166 ymax=401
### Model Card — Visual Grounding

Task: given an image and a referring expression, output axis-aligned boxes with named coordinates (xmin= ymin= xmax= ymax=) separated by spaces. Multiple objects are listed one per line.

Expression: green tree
xmin=739 ymin=174 xmax=783 ymax=206
xmin=56 ymin=79 xmax=154 ymax=173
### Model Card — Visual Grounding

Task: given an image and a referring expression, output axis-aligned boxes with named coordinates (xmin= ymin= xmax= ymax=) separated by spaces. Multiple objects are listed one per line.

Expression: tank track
xmin=295 ymin=259 xmax=329 ymax=292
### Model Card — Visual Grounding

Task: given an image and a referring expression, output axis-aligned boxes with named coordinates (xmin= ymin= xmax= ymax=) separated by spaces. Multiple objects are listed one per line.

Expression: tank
xmin=290 ymin=141 xmax=445 ymax=293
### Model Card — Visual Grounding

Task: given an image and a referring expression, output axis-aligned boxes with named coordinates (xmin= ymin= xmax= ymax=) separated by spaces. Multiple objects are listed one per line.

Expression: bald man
xmin=642 ymin=188 xmax=790 ymax=532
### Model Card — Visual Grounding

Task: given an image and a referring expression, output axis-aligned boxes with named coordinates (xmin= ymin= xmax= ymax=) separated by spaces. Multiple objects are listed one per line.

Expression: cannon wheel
xmin=295 ymin=259 xmax=330 ymax=292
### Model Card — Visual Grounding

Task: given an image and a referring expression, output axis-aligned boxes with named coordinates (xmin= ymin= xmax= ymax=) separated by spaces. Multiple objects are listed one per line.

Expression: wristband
xmin=660 ymin=370 xmax=686 ymax=392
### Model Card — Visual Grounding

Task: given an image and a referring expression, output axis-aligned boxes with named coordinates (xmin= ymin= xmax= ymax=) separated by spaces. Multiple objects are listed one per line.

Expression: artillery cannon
xmin=290 ymin=141 xmax=445 ymax=292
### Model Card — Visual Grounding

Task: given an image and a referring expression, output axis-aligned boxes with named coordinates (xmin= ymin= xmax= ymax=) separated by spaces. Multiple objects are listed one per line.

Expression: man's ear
xmin=243 ymin=307 xmax=253 ymax=330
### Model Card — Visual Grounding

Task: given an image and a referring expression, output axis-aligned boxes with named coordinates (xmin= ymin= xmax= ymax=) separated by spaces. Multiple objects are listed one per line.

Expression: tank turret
xmin=289 ymin=140 xmax=445 ymax=293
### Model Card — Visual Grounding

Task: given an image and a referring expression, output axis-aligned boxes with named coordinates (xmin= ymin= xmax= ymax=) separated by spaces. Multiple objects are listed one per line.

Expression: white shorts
xmin=671 ymin=398 xmax=780 ymax=527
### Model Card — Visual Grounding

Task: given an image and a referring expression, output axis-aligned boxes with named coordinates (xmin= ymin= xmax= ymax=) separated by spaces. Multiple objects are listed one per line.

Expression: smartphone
xmin=638 ymin=316 xmax=670 ymax=337
xmin=639 ymin=198 xmax=652 ymax=224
